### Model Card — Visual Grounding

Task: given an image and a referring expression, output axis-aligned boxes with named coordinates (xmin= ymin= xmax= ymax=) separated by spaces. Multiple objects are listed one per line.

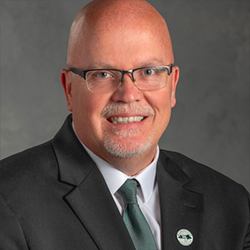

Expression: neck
xmin=103 ymin=147 xmax=158 ymax=176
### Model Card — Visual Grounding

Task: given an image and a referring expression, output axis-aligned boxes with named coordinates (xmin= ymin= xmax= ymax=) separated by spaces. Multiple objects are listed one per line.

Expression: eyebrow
xmin=136 ymin=58 xmax=167 ymax=68
xmin=87 ymin=62 xmax=114 ymax=69
xmin=87 ymin=59 xmax=168 ymax=70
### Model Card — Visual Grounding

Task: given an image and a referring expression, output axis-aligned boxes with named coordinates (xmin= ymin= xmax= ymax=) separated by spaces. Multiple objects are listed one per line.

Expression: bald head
xmin=67 ymin=0 xmax=174 ymax=68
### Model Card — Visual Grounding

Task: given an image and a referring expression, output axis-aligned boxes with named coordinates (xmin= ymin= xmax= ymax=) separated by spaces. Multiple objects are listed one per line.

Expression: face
xmin=61 ymin=14 xmax=179 ymax=166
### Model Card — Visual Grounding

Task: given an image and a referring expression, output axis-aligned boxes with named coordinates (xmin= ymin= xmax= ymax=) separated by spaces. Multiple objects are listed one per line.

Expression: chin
xmin=103 ymin=136 xmax=153 ymax=158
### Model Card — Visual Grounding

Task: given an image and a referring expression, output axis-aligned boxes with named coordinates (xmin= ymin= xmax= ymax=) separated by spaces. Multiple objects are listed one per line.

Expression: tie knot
xmin=117 ymin=179 xmax=138 ymax=205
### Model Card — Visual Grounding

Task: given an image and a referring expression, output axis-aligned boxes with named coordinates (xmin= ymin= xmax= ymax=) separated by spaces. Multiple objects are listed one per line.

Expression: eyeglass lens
xmin=85 ymin=66 xmax=170 ymax=93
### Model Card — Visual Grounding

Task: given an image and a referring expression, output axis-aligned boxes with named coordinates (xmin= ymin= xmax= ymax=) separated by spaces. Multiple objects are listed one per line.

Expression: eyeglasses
xmin=68 ymin=65 xmax=173 ymax=93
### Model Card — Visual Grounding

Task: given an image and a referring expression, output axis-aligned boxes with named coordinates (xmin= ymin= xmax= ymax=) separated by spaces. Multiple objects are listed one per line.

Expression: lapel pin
xmin=176 ymin=229 xmax=193 ymax=246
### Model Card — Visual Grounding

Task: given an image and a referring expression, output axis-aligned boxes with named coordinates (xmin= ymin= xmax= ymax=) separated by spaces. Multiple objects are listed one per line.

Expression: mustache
xmin=101 ymin=103 xmax=155 ymax=118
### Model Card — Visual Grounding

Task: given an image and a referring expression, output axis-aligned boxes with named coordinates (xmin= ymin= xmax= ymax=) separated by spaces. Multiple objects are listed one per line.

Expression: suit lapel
xmin=157 ymin=150 xmax=204 ymax=250
xmin=52 ymin=116 xmax=135 ymax=250
xmin=64 ymin=167 xmax=135 ymax=250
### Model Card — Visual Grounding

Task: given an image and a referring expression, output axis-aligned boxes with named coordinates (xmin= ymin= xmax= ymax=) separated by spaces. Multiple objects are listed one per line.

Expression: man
xmin=0 ymin=0 xmax=249 ymax=249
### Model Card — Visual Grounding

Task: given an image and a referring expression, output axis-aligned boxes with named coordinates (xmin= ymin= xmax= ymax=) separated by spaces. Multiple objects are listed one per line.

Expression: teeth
xmin=110 ymin=116 xmax=144 ymax=124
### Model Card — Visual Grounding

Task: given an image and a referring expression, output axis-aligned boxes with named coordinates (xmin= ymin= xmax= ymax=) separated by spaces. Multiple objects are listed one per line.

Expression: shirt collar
xmin=72 ymin=121 xmax=159 ymax=203
xmin=84 ymin=145 xmax=159 ymax=203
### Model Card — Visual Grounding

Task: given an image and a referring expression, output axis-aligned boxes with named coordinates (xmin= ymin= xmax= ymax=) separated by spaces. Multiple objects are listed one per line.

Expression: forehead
xmin=83 ymin=1 xmax=168 ymax=40
xmin=83 ymin=0 xmax=162 ymax=28
xmin=82 ymin=27 xmax=169 ymax=69
xmin=69 ymin=1 xmax=173 ymax=68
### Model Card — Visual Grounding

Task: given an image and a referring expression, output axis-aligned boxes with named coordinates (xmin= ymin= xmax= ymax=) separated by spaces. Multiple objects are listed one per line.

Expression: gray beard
xmin=101 ymin=103 xmax=155 ymax=158
xmin=103 ymin=128 xmax=153 ymax=158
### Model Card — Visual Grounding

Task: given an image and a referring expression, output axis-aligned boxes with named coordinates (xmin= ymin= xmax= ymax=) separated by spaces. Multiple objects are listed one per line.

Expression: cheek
xmin=145 ymin=89 xmax=172 ymax=115
xmin=74 ymin=91 xmax=111 ymax=129
xmin=145 ymin=90 xmax=173 ymax=131
xmin=72 ymin=93 xmax=109 ymax=146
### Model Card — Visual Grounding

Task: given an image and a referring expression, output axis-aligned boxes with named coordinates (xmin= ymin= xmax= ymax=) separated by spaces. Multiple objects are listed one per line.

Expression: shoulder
xmin=160 ymin=149 xmax=240 ymax=184
xmin=0 ymin=140 xmax=55 ymax=170
xmin=159 ymin=149 xmax=250 ymax=201
xmin=0 ymin=141 xmax=57 ymax=194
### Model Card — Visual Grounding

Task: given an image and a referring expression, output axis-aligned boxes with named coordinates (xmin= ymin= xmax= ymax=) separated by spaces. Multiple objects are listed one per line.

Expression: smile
xmin=109 ymin=116 xmax=144 ymax=124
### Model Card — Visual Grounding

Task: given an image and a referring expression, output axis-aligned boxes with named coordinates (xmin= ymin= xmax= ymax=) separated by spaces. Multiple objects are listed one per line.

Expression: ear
xmin=170 ymin=65 xmax=179 ymax=108
xmin=61 ymin=69 xmax=73 ymax=111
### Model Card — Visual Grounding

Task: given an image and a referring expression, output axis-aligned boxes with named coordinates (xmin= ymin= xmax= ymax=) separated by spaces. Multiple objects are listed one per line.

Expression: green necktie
xmin=117 ymin=179 xmax=158 ymax=250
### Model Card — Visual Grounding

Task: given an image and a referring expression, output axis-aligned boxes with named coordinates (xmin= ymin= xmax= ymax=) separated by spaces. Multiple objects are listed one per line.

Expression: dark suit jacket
xmin=0 ymin=115 xmax=249 ymax=250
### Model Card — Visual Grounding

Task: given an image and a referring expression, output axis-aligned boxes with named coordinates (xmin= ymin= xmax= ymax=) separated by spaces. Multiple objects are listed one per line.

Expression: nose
xmin=111 ymin=73 xmax=143 ymax=103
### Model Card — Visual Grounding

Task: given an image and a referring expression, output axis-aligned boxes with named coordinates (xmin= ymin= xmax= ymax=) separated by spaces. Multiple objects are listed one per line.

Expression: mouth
xmin=108 ymin=116 xmax=145 ymax=124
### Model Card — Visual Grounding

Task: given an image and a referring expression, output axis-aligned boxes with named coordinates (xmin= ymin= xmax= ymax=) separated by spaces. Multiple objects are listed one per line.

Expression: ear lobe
xmin=170 ymin=66 xmax=179 ymax=108
xmin=61 ymin=69 xmax=73 ymax=111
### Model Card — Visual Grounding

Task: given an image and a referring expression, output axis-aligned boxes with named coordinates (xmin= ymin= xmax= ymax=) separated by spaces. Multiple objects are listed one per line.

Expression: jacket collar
xmin=52 ymin=115 xmax=135 ymax=250
xmin=157 ymin=150 xmax=204 ymax=250
xmin=52 ymin=115 xmax=94 ymax=186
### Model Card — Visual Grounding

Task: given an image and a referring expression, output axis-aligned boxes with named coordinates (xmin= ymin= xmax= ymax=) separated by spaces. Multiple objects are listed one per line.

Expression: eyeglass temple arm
xmin=68 ymin=67 xmax=87 ymax=79
xmin=168 ymin=64 xmax=173 ymax=75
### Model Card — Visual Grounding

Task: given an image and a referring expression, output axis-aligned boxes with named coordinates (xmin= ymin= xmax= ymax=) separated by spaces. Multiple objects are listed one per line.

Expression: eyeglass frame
xmin=68 ymin=65 xmax=173 ymax=92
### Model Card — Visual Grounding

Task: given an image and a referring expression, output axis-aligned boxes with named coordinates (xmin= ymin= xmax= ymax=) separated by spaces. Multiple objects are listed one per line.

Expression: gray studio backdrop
xmin=0 ymin=1 xmax=249 ymax=191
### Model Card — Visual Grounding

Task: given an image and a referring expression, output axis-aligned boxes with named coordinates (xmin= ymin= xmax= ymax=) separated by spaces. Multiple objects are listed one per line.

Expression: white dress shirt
xmin=72 ymin=123 xmax=161 ymax=249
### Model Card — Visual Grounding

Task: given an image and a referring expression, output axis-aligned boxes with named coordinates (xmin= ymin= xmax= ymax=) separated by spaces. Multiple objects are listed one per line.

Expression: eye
xmin=143 ymin=68 xmax=156 ymax=76
xmin=95 ymin=71 xmax=112 ymax=78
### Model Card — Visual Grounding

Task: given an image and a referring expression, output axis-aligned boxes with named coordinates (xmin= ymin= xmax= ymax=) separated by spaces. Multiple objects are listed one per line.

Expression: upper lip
xmin=106 ymin=113 xmax=146 ymax=118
